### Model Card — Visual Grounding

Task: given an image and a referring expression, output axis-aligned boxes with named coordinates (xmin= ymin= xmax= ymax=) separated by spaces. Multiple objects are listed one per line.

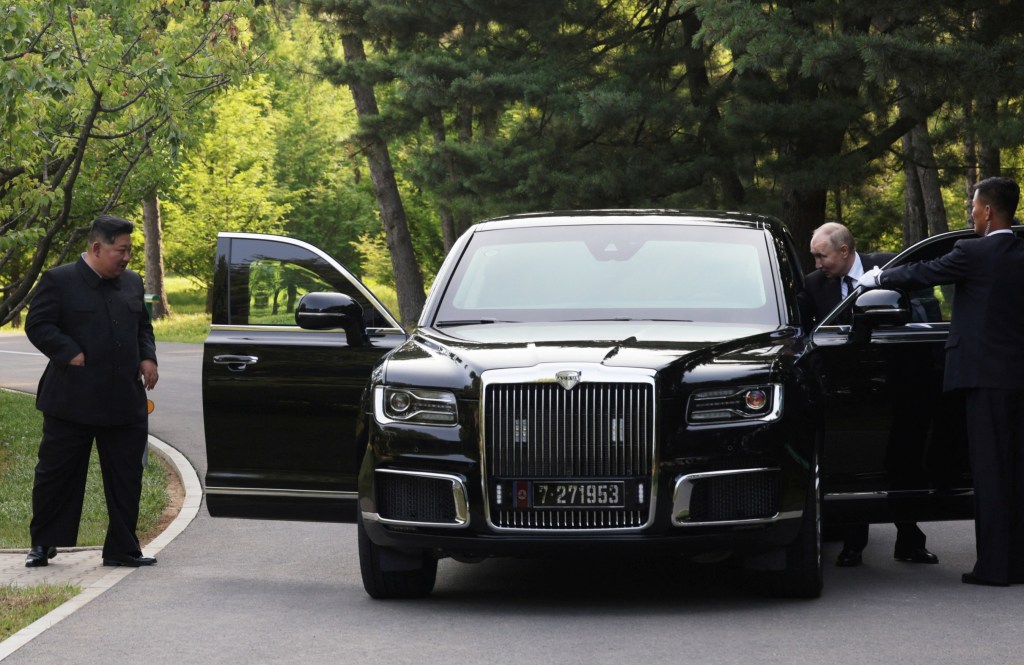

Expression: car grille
xmin=485 ymin=381 xmax=654 ymax=530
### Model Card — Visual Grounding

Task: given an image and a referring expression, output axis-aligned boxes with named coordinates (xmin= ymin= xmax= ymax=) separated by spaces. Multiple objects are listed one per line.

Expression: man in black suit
xmin=24 ymin=215 xmax=159 ymax=568
xmin=798 ymin=222 xmax=938 ymax=567
xmin=860 ymin=176 xmax=1024 ymax=586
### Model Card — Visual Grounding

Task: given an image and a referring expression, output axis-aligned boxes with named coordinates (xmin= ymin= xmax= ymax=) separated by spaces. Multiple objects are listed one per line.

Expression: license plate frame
xmin=529 ymin=480 xmax=627 ymax=509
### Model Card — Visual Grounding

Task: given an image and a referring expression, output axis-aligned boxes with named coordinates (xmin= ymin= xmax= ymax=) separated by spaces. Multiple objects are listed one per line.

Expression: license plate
xmin=531 ymin=481 xmax=625 ymax=508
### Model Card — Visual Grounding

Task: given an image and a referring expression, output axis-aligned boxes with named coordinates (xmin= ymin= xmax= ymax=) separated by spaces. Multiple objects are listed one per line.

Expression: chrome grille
xmin=485 ymin=381 xmax=654 ymax=530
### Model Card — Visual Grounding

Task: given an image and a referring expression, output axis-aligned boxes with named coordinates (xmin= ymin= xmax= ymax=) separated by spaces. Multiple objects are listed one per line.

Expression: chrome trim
xmin=823 ymin=487 xmax=974 ymax=501
xmin=371 ymin=469 xmax=470 ymax=528
xmin=212 ymin=354 xmax=258 ymax=372
xmin=209 ymin=323 xmax=404 ymax=335
xmin=686 ymin=383 xmax=784 ymax=430
xmin=204 ymin=486 xmax=356 ymax=500
xmin=672 ymin=468 xmax=797 ymax=526
xmin=218 ymin=231 xmax=403 ymax=330
xmin=481 ymin=363 xmax=657 ymax=533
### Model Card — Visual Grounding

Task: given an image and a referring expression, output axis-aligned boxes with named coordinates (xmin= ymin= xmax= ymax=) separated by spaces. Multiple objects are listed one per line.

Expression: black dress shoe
xmin=962 ymin=572 xmax=1009 ymax=587
xmin=836 ymin=548 xmax=863 ymax=567
xmin=25 ymin=545 xmax=57 ymax=568
xmin=102 ymin=553 xmax=157 ymax=567
xmin=894 ymin=547 xmax=939 ymax=564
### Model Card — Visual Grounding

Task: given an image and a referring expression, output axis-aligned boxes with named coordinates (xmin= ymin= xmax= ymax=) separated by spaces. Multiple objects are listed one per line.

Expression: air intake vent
xmin=377 ymin=472 xmax=459 ymax=524
xmin=686 ymin=470 xmax=780 ymax=522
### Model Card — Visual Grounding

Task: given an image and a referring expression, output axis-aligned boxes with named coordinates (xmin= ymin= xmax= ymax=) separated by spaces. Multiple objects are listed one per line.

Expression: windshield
xmin=433 ymin=223 xmax=780 ymax=326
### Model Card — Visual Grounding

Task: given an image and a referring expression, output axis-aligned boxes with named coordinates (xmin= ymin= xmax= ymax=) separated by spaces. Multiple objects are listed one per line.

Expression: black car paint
xmin=202 ymin=213 xmax=985 ymax=595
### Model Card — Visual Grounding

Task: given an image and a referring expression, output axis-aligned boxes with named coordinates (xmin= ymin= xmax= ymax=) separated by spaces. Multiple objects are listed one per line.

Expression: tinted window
xmin=435 ymin=224 xmax=779 ymax=325
xmin=227 ymin=237 xmax=394 ymax=328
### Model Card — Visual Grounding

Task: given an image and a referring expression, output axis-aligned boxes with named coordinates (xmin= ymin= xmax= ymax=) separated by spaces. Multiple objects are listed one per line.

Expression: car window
xmin=247 ymin=259 xmax=336 ymax=325
xmin=435 ymin=224 xmax=779 ymax=325
xmin=226 ymin=237 xmax=396 ymax=329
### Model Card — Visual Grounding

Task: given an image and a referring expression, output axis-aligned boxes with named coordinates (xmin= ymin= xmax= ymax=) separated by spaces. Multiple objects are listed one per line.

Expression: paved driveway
xmin=2 ymin=332 xmax=1023 ymax=665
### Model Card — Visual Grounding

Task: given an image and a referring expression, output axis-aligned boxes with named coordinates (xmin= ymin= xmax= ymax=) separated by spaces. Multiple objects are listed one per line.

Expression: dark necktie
xmin=843 ymin=275 xmax=854 ymax=298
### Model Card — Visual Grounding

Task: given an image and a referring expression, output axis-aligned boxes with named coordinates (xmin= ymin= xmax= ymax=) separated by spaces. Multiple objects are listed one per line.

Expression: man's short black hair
xmin=974 ymin=177 xmax=1020 ymax=220
xmin=88 ymin=215 xmax=134 ymax=245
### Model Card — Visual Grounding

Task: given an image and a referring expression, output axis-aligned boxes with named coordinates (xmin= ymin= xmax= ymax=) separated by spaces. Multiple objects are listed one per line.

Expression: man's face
xmin=89 ymin=233 xmax=132 ymax=278
xmin=970 ymin=190 xmax=991 ymax=236
xmin=809 ymin=234 xmax=851 ymax=278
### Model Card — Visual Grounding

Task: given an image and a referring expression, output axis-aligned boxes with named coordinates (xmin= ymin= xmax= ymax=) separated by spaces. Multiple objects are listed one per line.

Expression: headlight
xmin=686 ymin=384 xmax=782 ymax=426
xmin=375 ymin=386 xmax=458 ymax=426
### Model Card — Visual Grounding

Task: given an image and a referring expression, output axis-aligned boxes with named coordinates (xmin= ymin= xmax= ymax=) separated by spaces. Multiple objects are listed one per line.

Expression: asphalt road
xmin=2 ymin=332 xmax=1023 ymax=665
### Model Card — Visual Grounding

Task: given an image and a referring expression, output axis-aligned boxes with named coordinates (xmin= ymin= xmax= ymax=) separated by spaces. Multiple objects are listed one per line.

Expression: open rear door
xmin=202 ymin=233 xmax=406 ymax=522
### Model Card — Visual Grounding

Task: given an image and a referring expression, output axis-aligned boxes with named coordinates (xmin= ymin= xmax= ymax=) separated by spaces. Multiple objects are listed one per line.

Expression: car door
xmin=807 ymin=229 xmax=983 ymax=526
xmin=203 ymin=233 xmax=407 ymax=522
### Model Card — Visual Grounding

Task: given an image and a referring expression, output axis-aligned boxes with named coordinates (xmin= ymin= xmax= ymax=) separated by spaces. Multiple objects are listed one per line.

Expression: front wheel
xmin=358 ymin=516 xmax=438 ymax=599
xmin=757 ymin=457 xmax=823 ymax=598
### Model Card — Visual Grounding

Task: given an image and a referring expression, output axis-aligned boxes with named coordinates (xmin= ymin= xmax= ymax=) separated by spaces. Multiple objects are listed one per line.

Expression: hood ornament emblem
xmin=555 ymin=370 xmax=581 ymax=391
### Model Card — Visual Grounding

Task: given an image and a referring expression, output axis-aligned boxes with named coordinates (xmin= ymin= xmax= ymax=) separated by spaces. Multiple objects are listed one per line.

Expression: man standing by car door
xmin=799 ymin=222 xmax=938 ymax=568
xmin=24 ymin=215 xmax=159 ymax=568
xmin=859 ymin=176 xmax=1024 ymax=586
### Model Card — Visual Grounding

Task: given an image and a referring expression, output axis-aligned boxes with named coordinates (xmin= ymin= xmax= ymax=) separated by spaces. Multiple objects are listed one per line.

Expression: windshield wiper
xmin=564 ymin=317 xmax=693 ymax=323
xmin=435 ymin=319 xmax=517 ymax=327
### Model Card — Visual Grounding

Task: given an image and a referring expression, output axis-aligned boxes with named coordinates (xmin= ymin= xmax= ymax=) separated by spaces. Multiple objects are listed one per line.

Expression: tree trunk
xmin=342 ymin=35 xmax=426 ymax=327
xmin=142 ymin=193 xmax=171 ymax=320
xmin=903 ymin=131 xmax=928 ymax=248
xmin=909 ymin=123 xmax=949 ymax=238
xmin=977 ymin=98 xmax=1001 ymax=178
xmin=963 ymin=99 xmax=978 ymax=224
xmin=428 ymin=111 xmax=460 ymax=252
xmin=682 ymin=9 xmax=744 ymax=207
xmin=782 ymin=186 xmax=827 ymax=267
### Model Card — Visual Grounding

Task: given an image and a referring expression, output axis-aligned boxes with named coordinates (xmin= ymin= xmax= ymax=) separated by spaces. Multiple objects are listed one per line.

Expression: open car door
xmin=202 ymin=233 xmax=406 ymax=522
xmin=809 ymin=228 xmax=980 ymax=527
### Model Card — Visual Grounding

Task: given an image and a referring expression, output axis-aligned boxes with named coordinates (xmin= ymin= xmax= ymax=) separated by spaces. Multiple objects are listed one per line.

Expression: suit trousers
xmin=843 ymin=522 xmax=926 ymax=552
xmin=963 ymin=388 xmax=1024 ymax=583
xmin=30 ymin=415 xmax=148 ymax=558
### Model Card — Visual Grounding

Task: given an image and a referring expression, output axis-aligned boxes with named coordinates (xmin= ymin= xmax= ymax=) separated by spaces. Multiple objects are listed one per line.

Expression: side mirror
xmin=295 ymin=292 xmax=367 ymax=347
xmin=849 ymin=289 xmax=910 ymax=343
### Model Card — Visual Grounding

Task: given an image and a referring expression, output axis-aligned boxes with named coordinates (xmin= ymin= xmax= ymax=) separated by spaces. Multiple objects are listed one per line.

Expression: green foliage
xmin=0 ymin=0 xmax=271 ymax=326
xmin=8 ymin=0 xmax=1024 ymax=313
xmin=163 ymin=76 xmax=290 ymax=288
xmin=310 ymin=0 xmax=1024 ymax=266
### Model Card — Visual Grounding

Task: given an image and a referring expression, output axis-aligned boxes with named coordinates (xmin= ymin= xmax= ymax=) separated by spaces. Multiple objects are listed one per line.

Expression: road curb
xmin=0 ymin=435 xmax=202 ymax=662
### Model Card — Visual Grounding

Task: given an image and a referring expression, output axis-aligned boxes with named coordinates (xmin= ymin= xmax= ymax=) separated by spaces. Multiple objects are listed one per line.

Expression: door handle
xmin=212 ymin=354 xmax=259 ymax=372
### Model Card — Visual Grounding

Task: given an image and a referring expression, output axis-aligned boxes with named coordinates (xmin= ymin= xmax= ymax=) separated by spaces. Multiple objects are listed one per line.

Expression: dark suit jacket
xmin=25 ymin=257 xmax=157 ymax=426
xmin=798 ymin=252 xmax=894 ymax=329
xmin=881 ymin=233 xmax=1024 ymax=392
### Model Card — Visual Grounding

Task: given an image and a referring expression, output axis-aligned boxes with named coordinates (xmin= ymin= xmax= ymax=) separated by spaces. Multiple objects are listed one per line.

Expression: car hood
xmin=380 ymin=321 xmax=795 ymax=390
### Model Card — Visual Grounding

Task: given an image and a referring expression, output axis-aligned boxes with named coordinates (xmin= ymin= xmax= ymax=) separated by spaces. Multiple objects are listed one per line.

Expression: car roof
xmin=473 ymin=209 xmax=782 ymax=233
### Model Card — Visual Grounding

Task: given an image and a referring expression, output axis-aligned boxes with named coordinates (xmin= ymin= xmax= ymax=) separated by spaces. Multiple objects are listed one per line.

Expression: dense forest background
xmin=2 ymin=0 xmax=1023 ymax=327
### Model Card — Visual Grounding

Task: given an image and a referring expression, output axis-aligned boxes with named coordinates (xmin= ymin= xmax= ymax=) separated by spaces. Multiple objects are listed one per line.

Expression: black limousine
xmin=202 ymin=211 xmax=976 ymax=599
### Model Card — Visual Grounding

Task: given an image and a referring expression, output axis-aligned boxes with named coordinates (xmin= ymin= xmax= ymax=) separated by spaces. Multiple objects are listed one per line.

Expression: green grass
xmin=0 ymin=390 xmax=168 ymax=549
xmin=1 ymin=583 xmax=79 ymax=641
xmin=151 ymin=276 xmax=211 ymax=344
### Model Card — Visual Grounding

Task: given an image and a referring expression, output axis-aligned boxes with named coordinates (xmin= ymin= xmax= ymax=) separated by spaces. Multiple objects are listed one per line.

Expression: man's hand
xmin=139 ymin=359 xmax=159 ymax=390
xmin=68 ymin=353 xmax=85 ymax=366
xmin=857 ymin=266 xmax=882 ymax=289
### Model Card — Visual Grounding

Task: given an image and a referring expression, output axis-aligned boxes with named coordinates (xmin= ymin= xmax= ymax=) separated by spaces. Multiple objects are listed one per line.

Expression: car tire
xmin=757 ymin=456 xmax=823 ymax=599
xmin=358 ymin=516 xmax=438 ymax=599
